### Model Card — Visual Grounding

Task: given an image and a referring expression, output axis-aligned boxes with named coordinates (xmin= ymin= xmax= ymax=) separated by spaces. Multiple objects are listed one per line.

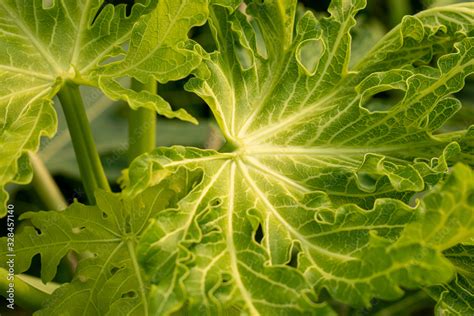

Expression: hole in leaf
xmin=190 ymin=170 xmax=205 ymax=189
xmin=209 ymin=198 xmax=222 ymax=208
xmin=110 ymin=266 xmax=120 ymax=276
xmin=34 ymin=227 xmax=42 ymax=236
xmin=121 ymin=291 xmax=137 ymax=298
xmin=363 ymin=89 xmax=405 ymax=112
xmin=26 ymin=254 xmax=41 ymax=278
xmin=102 ymin=212 xmax=109 ymax=219
xmin=108 ymin=0 xmax=134 ymax=14
xmin=221 ymin=272 xmax=232 ymax=284
xmin=72 ymin=226 xmax=86 ymax=234
xmin=253 ymin=224 xmax=263 ymax=244
xmin=297 ymin=39 xmax=324 ymax=75
xmin=92 ymin=0 xmax=135 ymax=25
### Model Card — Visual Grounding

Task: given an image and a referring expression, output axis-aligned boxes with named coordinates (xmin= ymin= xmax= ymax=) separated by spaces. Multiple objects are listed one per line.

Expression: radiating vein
xmin=226 ymin=162 xmax=260 ymax=315
xmin=237 ymin=159 xmax=354 ymax=262
xmin=244 ymin=156 xmax=310 ymax=194
xmin=0 ymin=65 xmax=54 ymax=81
xmin=127 ymin=240 xmax=148 ymax=315
xmin=0 ymin=1 xmax=62 ymax=73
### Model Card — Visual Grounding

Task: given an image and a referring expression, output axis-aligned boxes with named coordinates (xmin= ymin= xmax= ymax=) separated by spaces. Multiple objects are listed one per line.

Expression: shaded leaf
xmin=0 ymin=171 xmax=198 ymax=314
xmin=0 ymin=0 xmax=152 ymax=215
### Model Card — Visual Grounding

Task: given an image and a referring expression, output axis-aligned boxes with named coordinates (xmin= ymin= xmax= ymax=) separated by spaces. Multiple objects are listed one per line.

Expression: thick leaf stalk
xmin=129 ymin=79 xmax=157 ymax=162
xmin=57 ymin=81 xmax=111 ymax=203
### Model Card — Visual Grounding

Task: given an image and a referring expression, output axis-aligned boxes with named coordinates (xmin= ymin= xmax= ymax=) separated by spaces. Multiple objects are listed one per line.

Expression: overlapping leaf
xmin=98 ymin=0 xmax=209 ymax=124
xmin=0 ymin=0 xmax=152 ymax=215
xmin=0 ymin=171 xmax=198 ymax=315
xmin=0 ymin=0 xmax=206 ymax=215
xmin=123 ymin=0 xmax=474 ymax=313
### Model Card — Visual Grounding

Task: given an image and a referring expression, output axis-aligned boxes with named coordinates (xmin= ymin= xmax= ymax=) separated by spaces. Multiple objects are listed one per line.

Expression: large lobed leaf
xmin=0 ymin=0 xmax=205 ymax=215
xmin=0 ymin=171 xmax=199 ymax=315
xmin=2 ymin=0 xmax=473 ymax=314
xmin=0 ymin=0 xmax=147 ymax=214
xmin=126 ymin=157 xmax=474 ymax=314
xmin=121 ymin=0 xmax=474 ymax=314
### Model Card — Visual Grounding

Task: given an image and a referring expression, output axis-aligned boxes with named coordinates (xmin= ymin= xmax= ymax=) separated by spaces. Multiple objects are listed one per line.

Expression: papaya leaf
xmin=122 ymin=1 xmax=474 ymax=313
xmin=0 ymin=170 xmax=199 ymax=314
xmin=0 ymin=0 xmax=205 ymax=215
xmin=98 ymin=0 xmax=209 ymax=125
xmin=0 ymin=0 xmax=153 ymax=215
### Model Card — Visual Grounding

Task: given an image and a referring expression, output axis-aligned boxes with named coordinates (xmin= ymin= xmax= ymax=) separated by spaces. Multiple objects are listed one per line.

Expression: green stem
xmin=29 ymin=152 xmax=68 ymax=210
xmin=0 ymin=268 xmax=54 ymax=311
xmin=128 ymin=79 xmax=157 ymax=162
xmin=57 ymin=81 xmax=111 ymax=204
xmin=388 ymin=0 xmax=411 ymax=28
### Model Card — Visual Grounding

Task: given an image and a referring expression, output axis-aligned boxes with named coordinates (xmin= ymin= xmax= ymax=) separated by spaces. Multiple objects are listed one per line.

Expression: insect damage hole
xmin=209 ymin=198 xmax=222 ymax=208
xmin=33 ymin=227 xmax=42 ymax=236
xmin=121 ymin=291 xmax=137 ymax=298
xmin=297 ymin=39 xmax=324 ymax=75
xmin=95 ymin=0 xmax=135 ymax=20
xmin=72 ymin=226 xmax=86 ymax=234
xmin=110 ymin=266 xmax=121 ymax=276
xmin=253 ymin=224 xmax=263 ymax=244
xmin=221 ymin=272 xmax=232 ymax=284
xmin=363 ymin=89 xmax=405 ymax=112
